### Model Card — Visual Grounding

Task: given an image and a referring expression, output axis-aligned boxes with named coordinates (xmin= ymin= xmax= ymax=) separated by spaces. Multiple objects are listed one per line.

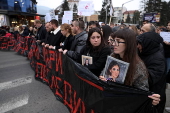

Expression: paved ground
xmin=0 ymin=50 xmax=170 ymax=113
xmin=0 ymin=50 xmax=69 ymax=113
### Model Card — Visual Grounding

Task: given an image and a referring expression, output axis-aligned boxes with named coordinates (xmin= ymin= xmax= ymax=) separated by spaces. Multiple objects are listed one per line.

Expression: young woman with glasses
xmin=100 ymin=28 xmax=160 ymax=106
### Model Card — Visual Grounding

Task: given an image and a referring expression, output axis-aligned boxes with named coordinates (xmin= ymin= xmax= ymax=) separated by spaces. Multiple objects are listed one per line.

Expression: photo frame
xmin=102 ymin=56 xmax=129 ymax=84
xmin=82 ymin=55 xmax=93 ymax=66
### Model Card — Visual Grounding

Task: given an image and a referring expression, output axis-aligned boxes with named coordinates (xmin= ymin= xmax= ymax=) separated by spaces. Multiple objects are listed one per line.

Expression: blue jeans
xmin=166 ymin=58 xmax=170 ymax=74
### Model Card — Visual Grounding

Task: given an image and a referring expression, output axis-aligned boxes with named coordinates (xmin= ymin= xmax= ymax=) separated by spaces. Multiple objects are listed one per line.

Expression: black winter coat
xmin=137 ymin=32 xmax=166 ymax=113
xmin=36 ymin=25 xmax=47 ymax=42
xmin=163 ymin=42 xmax=170 ymax=58
xmin=78 ymin=46 xmax=111 ymax=77
xmin=60 ymin=35 xmax=74 ymax=51
xmin=67 ymin=31 xmax=88 ymax=60
xmin=46 ymin=30 xmax=63 ymax=49
xmin=137 ymin=32 xmax=166 ymax=93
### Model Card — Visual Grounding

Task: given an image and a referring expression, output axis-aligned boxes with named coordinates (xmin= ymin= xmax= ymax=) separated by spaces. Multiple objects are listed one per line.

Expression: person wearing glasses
xmin=100 ymin=28 xmax=161 ymax=106
xmin=78 ymin=27 xmax=111 ymax=77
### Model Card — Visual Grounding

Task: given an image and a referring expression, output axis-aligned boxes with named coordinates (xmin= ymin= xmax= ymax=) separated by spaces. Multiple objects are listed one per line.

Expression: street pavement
xmin=0 ymin=50 xmax=170 ymax=113
xmin=0 ymin=50 xmax=69 ymax=113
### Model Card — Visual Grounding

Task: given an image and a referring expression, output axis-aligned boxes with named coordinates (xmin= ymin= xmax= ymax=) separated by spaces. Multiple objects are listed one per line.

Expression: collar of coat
xmin=53 ymin=26 xmax=60 ymax=35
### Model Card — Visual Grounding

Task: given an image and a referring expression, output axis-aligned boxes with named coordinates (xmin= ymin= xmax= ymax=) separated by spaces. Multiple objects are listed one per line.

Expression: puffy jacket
xmin=66 ymin=31 xmax=88 ymax=61
xmin=137 ymin=32 xmax=166 ymax=93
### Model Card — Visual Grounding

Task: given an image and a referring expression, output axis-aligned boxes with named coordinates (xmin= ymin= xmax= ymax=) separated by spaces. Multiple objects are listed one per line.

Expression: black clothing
xmin=67 ymin=31 xmax=88 ymax=61
xmin=13 ymin=31 xmax=19 ymax=39
xmin=22 ymin=27 xmax=29 ymax=36
xmin=60 ymin=35 xmax=74 ymax=51
xmin=36 ymin=25 xmax=47 ymax=42
xmin=163 ymin=42 xmax=170 ymax=58
xmin=78 ymin=46 xmax=111 ymax=77
xmin=137 ymin=32 xmax=166 ymax=113
xmin=29 ymin=30 xmax=34 ymax=36
xmin=46 ymin=30 xmax=63 ymax=49
xmin=44 ymin=31 xmax=51 ymax=44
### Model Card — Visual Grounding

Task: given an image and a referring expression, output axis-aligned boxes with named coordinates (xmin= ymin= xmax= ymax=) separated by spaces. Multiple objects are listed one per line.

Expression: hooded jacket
xmin=137 ymin=32 xmax=166 ymax=94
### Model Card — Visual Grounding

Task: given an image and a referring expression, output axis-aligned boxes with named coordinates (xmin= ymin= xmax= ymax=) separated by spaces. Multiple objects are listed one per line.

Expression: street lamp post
xmin=121 ymin=0 xmax=134 ymax=23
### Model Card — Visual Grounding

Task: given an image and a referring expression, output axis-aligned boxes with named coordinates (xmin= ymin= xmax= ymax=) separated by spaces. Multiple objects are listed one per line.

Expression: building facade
xmin=0 ymin=0 xmax=42 ymax=27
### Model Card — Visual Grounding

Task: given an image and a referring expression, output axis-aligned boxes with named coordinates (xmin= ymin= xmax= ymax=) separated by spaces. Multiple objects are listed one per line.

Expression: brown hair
xmin=60 ymin=23 xmax=73 ymax=35
xmin=86 ymin=27 xmax=106 ymax=52
xmin=34 ymin=19 xmax=42 ymax=24
xmin=50 ymin=19 xmax=59 ymax=27
xmin=111 ymin=28 xmax=145 ymax=86
xmin=129 ymin=25 xmax=139 ymax=36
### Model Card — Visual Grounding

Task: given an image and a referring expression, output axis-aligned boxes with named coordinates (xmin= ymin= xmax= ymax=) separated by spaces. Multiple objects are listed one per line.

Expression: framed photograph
xmin=102 ymin=56 xmax=129 ymax=84
xmin=82 ymin=55 xmax=93 ymax=66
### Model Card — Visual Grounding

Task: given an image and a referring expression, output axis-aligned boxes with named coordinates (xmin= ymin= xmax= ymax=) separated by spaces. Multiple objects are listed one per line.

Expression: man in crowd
xmin=63 ymin=20 xmax=87 ymax=61
xmin=88 ymin=21 xmax=100 ymax=30
xmin=34 ymin=19 xmax=47 ymax=44
xmin=138 ymin=23 xmax=166 ymax=113
xmin=42 ymin=22 xmax=52 ymax=46
xmin=142 ymin=20 xmax=149 ymax=26
xmin=45 ymin=19 xmax=63 ymax=50
xmin=21 ymin=25 xmax=29 ymax=36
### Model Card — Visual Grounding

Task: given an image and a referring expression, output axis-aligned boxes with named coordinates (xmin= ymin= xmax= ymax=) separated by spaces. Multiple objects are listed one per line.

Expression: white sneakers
xmin=165 ymin=107 xmax=170 ymax=113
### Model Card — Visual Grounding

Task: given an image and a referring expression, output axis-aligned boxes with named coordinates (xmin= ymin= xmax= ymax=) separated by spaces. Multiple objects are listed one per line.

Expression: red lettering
xmin=64 ymin=81 xmax=73 ymax=111
xmin=56 ymin=52 xmax=63 ymax=74
xmin=72 ymin=91 xmax=85 ymax=113
xmin=49 ymin=50 xmax=55 ymax=61
xmin=50 ymin=76 xmax=63 ymax=98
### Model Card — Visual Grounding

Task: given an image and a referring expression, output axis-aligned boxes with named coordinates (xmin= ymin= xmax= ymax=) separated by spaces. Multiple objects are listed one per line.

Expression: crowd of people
xmin=0 ymin=19 xmax=170 ymax=113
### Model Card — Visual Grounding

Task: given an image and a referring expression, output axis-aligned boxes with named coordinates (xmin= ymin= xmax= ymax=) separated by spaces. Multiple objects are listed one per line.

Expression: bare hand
xmin=164 ymin=41 xmax=170 ymax=45
xmin=58 ymin=48 xmax=63 ymax=52
xmin=99 ymin=76 xmax=107 ymax=81
xmin=148 ymin=94 xmax=161 ymax=105
xmin=36 ymin=40 xmax=41 ymax=43
xmin=63 ymin=50 xmax=68 ymax=55
xmin=42 ymin=42 xmax=45 ymax=46
xmin=45 ymin=44 xmax=49 ymax=48
xmin=49 ymin=45 xmax=54 ymax=49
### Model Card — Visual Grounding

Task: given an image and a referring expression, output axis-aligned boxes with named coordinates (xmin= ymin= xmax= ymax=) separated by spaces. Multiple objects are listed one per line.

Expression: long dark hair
xmin=86 ymin=27 xmax=106 ymax=52
xmin=111 ymin=28 xmax=145 ymax=86
xmin=101 ymin=25 xmax=112 ymax=43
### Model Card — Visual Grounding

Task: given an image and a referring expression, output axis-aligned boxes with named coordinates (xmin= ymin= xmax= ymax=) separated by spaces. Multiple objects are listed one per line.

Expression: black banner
xmin=0 ymin=36 xmax=157 ymax=113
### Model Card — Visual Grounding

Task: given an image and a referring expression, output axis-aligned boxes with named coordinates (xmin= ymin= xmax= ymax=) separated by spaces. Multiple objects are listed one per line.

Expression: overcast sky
xmin=36 ymin=0 xmax=142 ymax=11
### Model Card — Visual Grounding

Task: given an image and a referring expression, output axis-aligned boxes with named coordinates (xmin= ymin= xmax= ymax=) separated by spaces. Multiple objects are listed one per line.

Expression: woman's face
xmin=90 ymin=32 xmax=101 ymax=47
xmin=112 ymin=37 xmax=126 ymax=58
xmin=109 ymin=65 xmax=120 ymax=78
xmin=61 ymin=28 xmax=68 ymax=36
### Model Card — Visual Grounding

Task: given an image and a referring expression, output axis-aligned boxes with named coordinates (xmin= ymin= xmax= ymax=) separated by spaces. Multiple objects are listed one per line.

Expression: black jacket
xmin=137 ymin=32 xmax=166 ymax=93
xmin=22 ymin=27 xmax=29 ymax=36
xmin=60 ymin=35 xmax=74 ymax=51
xmin=163 ymin=42 xmax=170 ymax=58
xmin=78 ymin=46 xmax=111 ymax=77
xmin=67 ymin=31 xmax=88 ymax=60
xmin=13 ymin=31 xmax=19 ymax=39
xmin=46 ymin=30 xmax=63 ymax=49
xmin=36 ymin=25 xmax=47 ymax=42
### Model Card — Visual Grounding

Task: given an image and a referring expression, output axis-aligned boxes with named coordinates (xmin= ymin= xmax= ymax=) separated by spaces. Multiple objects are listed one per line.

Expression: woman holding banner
xmin=99 ymin=28 xmax=160 ymax=106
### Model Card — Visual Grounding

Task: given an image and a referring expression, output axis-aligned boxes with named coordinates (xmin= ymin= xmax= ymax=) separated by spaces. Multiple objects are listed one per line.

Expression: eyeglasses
xmin=110 ymin=39 xmax=125 ymax=46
